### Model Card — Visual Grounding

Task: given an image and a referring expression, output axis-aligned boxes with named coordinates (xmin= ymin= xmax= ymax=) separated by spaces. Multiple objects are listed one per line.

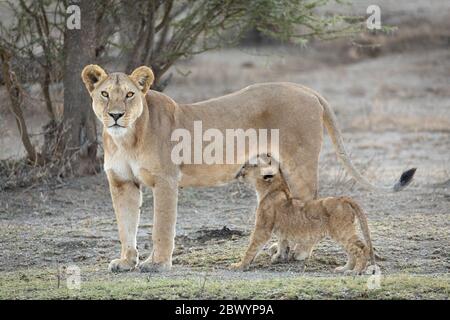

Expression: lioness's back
xmin=175 ymin=82 xmax=323 ymax=131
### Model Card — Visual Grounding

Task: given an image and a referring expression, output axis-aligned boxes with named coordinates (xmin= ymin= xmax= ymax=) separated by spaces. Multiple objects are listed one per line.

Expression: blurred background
xmin=0 ymin=0 xmax=449 ymax=182
xmin=0 ymin=0 xmax=449 ymax=299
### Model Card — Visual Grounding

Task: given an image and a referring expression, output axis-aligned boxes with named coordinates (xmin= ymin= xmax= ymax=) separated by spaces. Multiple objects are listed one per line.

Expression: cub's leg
xmin=107 ymin=173 xmax=141 ymax=272
xmin=231 ymin=210 xmax=273 ymax=271
xmin=292 ymin=240 xmax=317 ymax=261
xmin=268 ymin=241 xmax=292 ymax=258
xmin=334 ymin=253 xmax=356 ymax=273
xmin=270 ymin=239 xmax=290 ymax=264
xmin=231 ymin=227 xmax=272 ymax=270
xmin=348 ymin=236 xmax=370 ymax=274
xmin=334 ymin=234 xmax=368 ymax=275
xmin=140 ymin=178 xmax=178 ymax=273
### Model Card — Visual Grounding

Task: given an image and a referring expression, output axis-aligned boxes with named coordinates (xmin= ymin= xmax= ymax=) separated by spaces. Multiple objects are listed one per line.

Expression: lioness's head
xmin=81 ymin=64 xmax=154 ymax=136
xmin=235 ymin=153 xmax=279 ymax=184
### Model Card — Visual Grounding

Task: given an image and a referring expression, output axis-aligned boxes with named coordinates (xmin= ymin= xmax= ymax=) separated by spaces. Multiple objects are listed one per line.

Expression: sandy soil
xmin=0 ymin=1 xmax=449 ymax=299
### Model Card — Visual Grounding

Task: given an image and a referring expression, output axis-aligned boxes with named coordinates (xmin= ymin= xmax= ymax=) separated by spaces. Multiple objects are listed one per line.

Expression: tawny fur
xmin=81 ymin=64 xmax=403 ymax=273
xmin=232 ymin=155 xmax=375 ymax=274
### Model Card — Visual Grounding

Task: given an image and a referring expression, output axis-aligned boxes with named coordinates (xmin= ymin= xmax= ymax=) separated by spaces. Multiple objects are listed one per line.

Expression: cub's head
xmin=235 ymin=153 xmax=279 ymax=185
xmin=81 ymin=64 xmax=154 ymax=136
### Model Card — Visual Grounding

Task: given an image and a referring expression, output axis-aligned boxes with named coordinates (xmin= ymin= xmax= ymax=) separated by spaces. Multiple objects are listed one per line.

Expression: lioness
xmin=81 ymin=64 xmax=414 ymax=272
xmin=231 ymin=154 xmax=375 ymax=274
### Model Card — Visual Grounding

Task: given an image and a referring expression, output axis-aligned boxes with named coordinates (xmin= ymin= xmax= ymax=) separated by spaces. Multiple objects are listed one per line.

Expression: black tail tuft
xmin=394 ymin=168 xmax=416 ymax=191
xmin=400 ymin=168 xmax=417 ymax=186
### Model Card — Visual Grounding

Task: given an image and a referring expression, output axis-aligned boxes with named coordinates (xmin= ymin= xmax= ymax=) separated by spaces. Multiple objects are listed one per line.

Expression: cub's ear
xmin=129 ymin=66 xmax=154 ymax=93
xmin=81 ymin=64 xmax=108 ymax=93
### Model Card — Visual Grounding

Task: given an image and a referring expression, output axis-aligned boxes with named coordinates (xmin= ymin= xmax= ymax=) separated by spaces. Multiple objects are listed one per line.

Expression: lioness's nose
xmin=108 ymin=112 xmax=124 ymax=121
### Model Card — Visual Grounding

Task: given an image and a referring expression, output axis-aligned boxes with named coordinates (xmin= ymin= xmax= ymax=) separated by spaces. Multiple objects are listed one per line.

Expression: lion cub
xmin=232 ymin=154 xmax=375 ymax=274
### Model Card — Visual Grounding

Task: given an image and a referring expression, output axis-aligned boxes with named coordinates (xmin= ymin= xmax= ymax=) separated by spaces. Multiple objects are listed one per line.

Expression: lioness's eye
xmin=101 ymin=91 xmax=109 ymax=98
xmin=126 ymin=92 xmax=134 ymax=98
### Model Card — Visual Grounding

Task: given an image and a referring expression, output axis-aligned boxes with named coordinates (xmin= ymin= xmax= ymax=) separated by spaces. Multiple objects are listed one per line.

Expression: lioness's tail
xmin=347 ymin=200 xmax=375 ymax=265
xmin=318 ymin=95 xmax=416 ymax=193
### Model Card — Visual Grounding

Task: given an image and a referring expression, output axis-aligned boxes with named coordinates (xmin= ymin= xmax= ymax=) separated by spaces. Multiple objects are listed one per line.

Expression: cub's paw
xmin=230 ymin=262 xmax=248 ymax=271
xmin=268 ymin=243 xmax=278 ymax=257
xmin=270 ymin=253 xmax=288 ymax=264
xmin=139 ymin=258 xmax=172 ymax=273
xmin=108 ymin=258 xmax=137 ymax=273
xmin=344 ymin=269 xmax=361 ymax=276
xmin=292 ymin=250 xmax=311 ymax=261
xmin=334 ymin=266 xmax=349 ymax=273
xmin=347 ymin=266 xmax=366 ymax=276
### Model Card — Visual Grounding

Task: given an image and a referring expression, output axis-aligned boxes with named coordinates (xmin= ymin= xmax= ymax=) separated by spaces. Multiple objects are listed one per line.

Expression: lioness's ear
xmin=129 ymin=66 xmax=154 ymax=93
xmin=81 ymin=64 xmax=108 ymax=93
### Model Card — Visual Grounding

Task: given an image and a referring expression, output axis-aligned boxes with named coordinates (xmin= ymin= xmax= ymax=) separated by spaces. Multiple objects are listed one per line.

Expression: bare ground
xmin=0 ymin=2 xmax=449 ymax=299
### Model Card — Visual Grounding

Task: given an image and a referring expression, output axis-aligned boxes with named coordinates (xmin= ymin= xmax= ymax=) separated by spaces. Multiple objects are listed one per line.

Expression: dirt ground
xmin=0 ymin=1 xmax=449 ymax=299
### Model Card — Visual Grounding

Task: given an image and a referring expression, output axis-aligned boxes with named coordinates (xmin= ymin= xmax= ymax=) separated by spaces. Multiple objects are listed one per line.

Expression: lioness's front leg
xmin=107 ymin=173 xmax=141 ymax=272
xmin=140 ymin=177 xmax=178 ymax=273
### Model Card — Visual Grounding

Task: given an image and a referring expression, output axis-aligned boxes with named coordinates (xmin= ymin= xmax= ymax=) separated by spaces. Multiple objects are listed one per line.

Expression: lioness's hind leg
xmin=280 ymin=146 xmax=321 ymax=201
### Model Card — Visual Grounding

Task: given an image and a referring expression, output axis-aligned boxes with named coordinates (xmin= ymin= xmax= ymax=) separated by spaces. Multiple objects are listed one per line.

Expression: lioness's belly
xmin=173 ymin=82 xmax=323 ymax=188
xmin=179 ymin=164 xmax=241 ymax=187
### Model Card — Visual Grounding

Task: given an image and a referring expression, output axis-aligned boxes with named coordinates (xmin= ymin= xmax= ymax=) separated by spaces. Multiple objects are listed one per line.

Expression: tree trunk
xmin=0 ymin=47 xmax=44 ymax=166
xmin=63 ymin=1 xmax=98 ymax=175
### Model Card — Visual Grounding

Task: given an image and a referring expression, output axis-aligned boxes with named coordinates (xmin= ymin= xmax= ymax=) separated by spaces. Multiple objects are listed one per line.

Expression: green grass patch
xmin=0 ymin=267 xmax=448 ymax=300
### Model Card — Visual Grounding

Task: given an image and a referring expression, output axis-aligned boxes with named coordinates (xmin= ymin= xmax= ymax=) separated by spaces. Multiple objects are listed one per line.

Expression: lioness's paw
xmin=139 ymin=259 xmax=172 ymax=273
xmin=108 ymin=258 xmax=137 ymax=273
